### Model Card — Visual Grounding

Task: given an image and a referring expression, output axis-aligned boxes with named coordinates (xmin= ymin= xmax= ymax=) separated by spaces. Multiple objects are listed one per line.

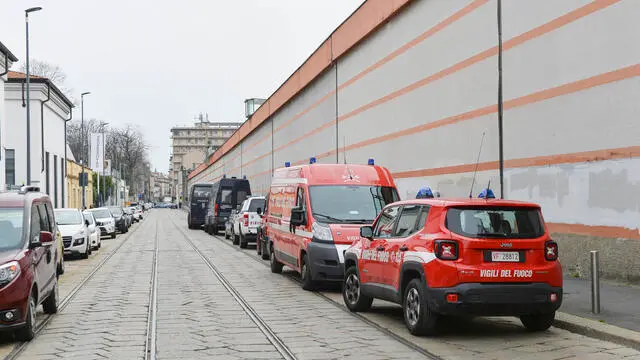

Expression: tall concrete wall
xmin=189 ymin=0 xmax=640 ymax=281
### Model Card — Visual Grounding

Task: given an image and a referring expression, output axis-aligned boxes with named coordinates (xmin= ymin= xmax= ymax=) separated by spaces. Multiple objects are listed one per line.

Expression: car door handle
xmin=399 ymin=245 xmax=408 ymax=251
xmin=376 ymin=246 xmax=385 ymax=251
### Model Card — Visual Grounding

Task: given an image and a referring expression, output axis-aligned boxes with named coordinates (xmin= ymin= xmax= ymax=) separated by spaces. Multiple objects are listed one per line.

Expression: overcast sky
xmin=1 ymin=0 xmax=363 ymax=173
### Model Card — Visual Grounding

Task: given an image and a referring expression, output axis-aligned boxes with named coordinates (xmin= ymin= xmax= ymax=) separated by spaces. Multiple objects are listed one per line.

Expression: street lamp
xmin=25 ymin=6 xmax=42 ymax=185
xmin=80 ymin=91 xmax=91 ymax=209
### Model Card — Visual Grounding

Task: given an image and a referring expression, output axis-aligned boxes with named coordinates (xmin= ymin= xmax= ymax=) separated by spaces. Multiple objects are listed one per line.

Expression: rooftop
xmin=6 ymin=71 xmax=74 ymax=108
xmin=0 ymin=41 xmax=18 ymax=62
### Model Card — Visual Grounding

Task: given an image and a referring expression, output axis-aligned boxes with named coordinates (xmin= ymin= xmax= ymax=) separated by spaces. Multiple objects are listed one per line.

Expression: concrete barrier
xmin=555 ymin=232 xmax=640 ymax=284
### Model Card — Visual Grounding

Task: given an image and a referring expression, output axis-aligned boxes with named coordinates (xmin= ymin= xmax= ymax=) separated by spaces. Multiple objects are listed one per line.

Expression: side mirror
xmin=256 ymin=207 xmax=262 ymax=215
xmin=40 ymin=231 xmax=55 ymax=244
xmin=85 ymin=219 xmax=90 ymax=226
xmin=360 ymin=226 xmax=374 ymax=239
xmin=290 ymin=207 xmax=306 ymax=227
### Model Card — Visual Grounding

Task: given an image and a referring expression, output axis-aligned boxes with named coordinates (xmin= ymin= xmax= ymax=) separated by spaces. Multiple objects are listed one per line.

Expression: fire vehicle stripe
xmin=268 ymin=222 xmax=313 ymax=239
xmin=403 ymin=251 xmax=436 ymax=264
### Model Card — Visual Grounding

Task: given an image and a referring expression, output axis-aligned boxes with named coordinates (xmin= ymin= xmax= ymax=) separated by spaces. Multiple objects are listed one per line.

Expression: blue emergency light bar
xmin=368 ymin=158 xmax=375 ymax=165
xmin=285 ymin=162 xmax=291 ymax=167
xmin=243 ymin=175 xmax=247 ymax=180
xmin=310 ymin=157 xmax=316 ymax=164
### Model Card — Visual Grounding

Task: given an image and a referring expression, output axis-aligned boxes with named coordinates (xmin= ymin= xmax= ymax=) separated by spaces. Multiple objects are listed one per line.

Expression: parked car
xmin=204 ymin=177 xmax=252 ymax=235
xmin=256 ymin=197 xmax=269 ymax=260
xmin=224 ymin=210 xmax=236 ymax=240
xmin=343 ymin=196 xmax=563 ymax=335
xmin=82 ymin=211 xmax=101 ymax=250
xmin=122 ymin=207 xmax=134 ymax=228
xmin=108 ymin=206 xmax=128 ymax=233
xmin=0 ymin=186 xmax=59 ymax=341
xmin=232 ymin=196 xmax=265 ymax=248
xmin=55 ymin=208 xmax=92 ymax=259
xmin=129 ymin=207 xmax=141 ymax=222
xmin=87 ymin=207 xmax=116 ymax=239
xmin=267 ymin=161 xmax=399 ymax=290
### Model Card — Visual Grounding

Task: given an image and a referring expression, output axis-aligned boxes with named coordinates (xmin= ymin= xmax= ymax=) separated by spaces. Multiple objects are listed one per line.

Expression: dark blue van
xmin=204 ymin=177 xmax=251 ymax=235
xmin=187 ymin=183 xmax=214 ymax=229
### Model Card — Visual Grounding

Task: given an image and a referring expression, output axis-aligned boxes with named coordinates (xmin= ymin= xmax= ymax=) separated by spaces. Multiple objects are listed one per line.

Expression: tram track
xmin=170 ymin=215 xmax=297 ymax=360
xmin=4 ymin=218 xmax=147 ymax=360
xmin=172 ymin=212 xmax=443 ymax=360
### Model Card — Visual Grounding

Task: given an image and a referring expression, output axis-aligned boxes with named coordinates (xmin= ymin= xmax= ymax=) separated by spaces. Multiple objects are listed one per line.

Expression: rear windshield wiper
xmin=475 ymin=232 xmax=509 ymax=237
xmin=313 ymin=213 xmax=345 ymax=223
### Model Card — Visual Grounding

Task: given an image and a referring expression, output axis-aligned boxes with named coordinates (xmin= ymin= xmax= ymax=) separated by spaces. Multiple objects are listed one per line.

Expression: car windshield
xmin=309 ymin=186 xmax=399 ymax=223
xmin=445 ymin=206 xmax=545 ymax=239
xmin=91 ymin=209 xmax=112 ymax=219
xmin=83 ymin=213 xmax=95 ymax=225
xmin=109 ymin=207 xmax=124 ymax=216
xmin=0 ymin=208 xmax=24 ymax=250
xmin=55 ymin=210 xmax=83 ymax=225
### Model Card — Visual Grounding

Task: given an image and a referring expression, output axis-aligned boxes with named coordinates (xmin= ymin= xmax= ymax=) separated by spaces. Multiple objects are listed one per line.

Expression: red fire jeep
xmin=342 ymin=198 xmax=562 ymax=335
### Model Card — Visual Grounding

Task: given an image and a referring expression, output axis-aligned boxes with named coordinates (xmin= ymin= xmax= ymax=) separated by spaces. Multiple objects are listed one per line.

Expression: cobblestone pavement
xmin=6 ymin=210 xmax=640 ymax=360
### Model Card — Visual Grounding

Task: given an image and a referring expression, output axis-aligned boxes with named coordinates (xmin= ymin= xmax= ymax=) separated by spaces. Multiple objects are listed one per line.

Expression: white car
xmin=55 ymin=208 xmax=92 ymax=259
xmin=232 ymin=196 xmax=266 ymax=249
xmin=129 ymin=207 xmax=142 ymax=222
xmin=83 ymin=211 xmax=101 ymax=250
xmin=88 ymin=207 xmax=116 ymax=239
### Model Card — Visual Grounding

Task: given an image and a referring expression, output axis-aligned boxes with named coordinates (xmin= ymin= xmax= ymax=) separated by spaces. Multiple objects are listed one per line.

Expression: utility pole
xmin=80 ymin=92 xmax=90 ymax=209
xmin=25 ymin=6 xmax=42 ymax=185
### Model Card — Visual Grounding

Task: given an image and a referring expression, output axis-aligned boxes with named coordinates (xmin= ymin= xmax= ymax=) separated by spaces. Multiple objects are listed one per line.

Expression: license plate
xmin=491 ymin=251 xmax=520 ymax=262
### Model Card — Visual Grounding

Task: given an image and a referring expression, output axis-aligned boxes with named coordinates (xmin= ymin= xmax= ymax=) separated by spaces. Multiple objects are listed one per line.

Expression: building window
xmin=5 ymin=149 xmax=15 ymax=186
xmin=45 ymin=152 xmax=50 ymax=195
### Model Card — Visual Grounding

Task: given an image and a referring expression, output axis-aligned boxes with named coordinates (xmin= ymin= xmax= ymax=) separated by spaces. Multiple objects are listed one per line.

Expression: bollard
xmin=590 ymin=250 xmax=601 ymax=314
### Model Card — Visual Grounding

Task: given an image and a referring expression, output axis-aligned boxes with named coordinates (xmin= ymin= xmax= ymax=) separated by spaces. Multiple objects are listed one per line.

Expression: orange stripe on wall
xmin=392 ymin=145 xmax=640 ymax=179
xmin=547 ymin=223 xmax=640 ymax=241
xmin=243 ymin=0 xmax=624 ymax=167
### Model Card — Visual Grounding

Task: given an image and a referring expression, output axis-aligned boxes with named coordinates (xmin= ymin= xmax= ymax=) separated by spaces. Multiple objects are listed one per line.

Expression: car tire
xmin=403 ymin=279 xmax=438 ymax=336
xmin=57 ymin=253 xmax=65 ymax=276
xmin=261 ymin=241 xmax=270 ymax=260
xmin=233 ymin=234 xmax=239 ymax=246
xmin=225 ymin=231 xmax=230 ymax=240
xmin=256 ymin=237 xmax=262 ymax=255
xmin=87 ymin=240 xmax=92 ymax=256
xmin=300 ymin=254 xmax=316 ymax=291
xmin=98 ymin=241 xmax=101 ymax=249
xmin=15 ymin=292 xmax=36 ymax=341
xmin=520 ymin=312 xmax=555 ymax=332
xmin=239 ymin=233 xmax=247 ymax=249
xmin=343 ymin=266 xmax=373 ymax=312
xmin=81 ymin=242 xmax=90 ymax=259
xmin=270 ymin=245 xmax=283 ymax=274
xmin=42 ymin=279 xmax=59 ymax=314
xmin=212 ymin=226 xmax=219 ymax=235
xmin=111 ymin=232 xmax=116 ymax=239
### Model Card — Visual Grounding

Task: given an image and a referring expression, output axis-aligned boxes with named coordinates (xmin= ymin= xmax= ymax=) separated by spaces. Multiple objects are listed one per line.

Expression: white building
xmin=0 ymin=41 xmax=18 ymax=191
xmin=4 ymin=70 xmax=74 ymax=208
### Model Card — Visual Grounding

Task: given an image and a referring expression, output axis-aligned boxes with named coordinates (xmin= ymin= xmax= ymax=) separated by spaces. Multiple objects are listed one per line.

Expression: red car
xmin=0 ymin=187 xmax=59 ymax=341
xmin=343 ymin=197 xmax=562 ymax=335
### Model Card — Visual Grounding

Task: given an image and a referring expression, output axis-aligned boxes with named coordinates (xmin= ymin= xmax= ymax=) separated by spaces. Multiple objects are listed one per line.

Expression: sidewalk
xmin=561 ymin=276 xmax=640 ymax=332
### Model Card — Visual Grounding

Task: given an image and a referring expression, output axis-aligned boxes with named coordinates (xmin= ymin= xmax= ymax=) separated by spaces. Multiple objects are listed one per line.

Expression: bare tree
xmin=66 ymin=119 xmax=108 ymax=165
xmin=20 ymin=59 xmax=75 ymax=102
xmin=106 ymin=125 xmax=150 ymax=197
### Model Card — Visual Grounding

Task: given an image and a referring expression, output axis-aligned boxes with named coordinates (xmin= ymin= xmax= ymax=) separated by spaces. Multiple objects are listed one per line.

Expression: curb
xmin=554 ymin=312 xmax=640 ymax=350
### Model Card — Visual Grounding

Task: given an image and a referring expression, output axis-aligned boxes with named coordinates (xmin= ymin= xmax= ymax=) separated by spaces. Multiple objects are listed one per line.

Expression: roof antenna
xmin=469 ymin=131 xmax=486 ymax=198
xmin=343 ymin=136 xmax=353 ymax=180
xmin=343 ymin=136 xmax=347 ymax=165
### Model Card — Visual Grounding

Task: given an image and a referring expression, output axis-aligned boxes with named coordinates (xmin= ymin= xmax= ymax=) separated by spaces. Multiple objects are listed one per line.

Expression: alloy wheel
xmin=344 ymin=273 xmax=361 ymax=305
xmin=405 ymin=288 xmax=421 ymax=327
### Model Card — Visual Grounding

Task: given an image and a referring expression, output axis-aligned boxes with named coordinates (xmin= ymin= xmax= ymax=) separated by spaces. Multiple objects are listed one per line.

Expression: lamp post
xmin=25 ymin=6 xmax=42 ymax=185
xmin=80 ymin=91 xmax=91 ymax=209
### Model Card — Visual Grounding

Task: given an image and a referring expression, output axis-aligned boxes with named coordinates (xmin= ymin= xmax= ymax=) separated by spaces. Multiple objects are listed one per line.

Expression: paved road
xmin=3 ymin=210 xmax=639 ymax=360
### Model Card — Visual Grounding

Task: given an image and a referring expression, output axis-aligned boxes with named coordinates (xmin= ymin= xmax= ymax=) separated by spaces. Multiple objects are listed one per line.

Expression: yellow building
xmin=66 ymin=159 xmax=94 ymax=210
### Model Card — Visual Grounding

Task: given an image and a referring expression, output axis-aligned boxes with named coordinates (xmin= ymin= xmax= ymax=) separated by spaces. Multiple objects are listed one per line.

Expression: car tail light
xmin=214 ymin=203 xmax=219 ymax=216
xmin=545 ymin=241 xmax=558 ymax=261
xmin=435 ymin=240 xmax=458 ymax=260
xmin=550 ymin=292 xmax=558 ymax=302
xmin=243 ymin=213 xmax=249 ymax=227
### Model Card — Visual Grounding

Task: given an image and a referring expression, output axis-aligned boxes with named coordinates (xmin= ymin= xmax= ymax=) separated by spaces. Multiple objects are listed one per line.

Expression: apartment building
xmin=169 ymin=117 xmax=241 ymax=198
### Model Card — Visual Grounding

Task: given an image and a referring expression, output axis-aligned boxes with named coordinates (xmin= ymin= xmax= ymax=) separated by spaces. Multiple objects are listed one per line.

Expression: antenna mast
xmin=469 ymin=132 xmax=486 ymax=198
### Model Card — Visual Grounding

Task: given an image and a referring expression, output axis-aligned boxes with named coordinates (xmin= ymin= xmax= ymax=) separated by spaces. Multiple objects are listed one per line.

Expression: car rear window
xmin=193 ymin=186 xmax=212 ymax=198
xmin=247 ymin=199 xmax=265 ymax=212
xmin=445 ymin=206 xmax=544 ymax=239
